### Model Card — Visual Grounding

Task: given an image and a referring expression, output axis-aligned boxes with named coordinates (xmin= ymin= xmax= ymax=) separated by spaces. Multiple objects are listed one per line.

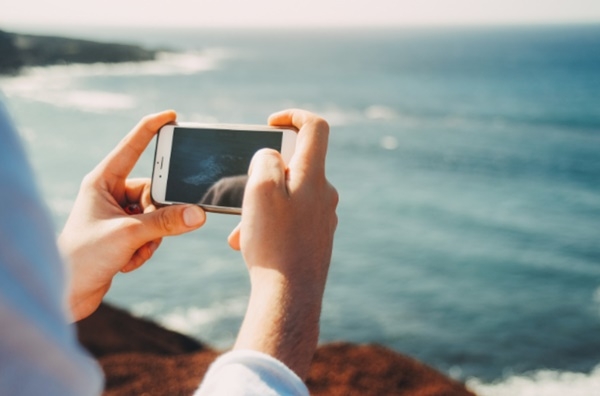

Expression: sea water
xmin=2 ymin=25 xmax=599 ymax=394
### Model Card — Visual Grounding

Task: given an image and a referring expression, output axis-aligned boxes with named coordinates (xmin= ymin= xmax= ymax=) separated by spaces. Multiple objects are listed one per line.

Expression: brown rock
xmin=308 ymin=343 xmax=476 ymax=396
xmin=77 ymin=303 xmax=476 ymax=396
xmin=77 ymin=303 xmax=209 ymax=358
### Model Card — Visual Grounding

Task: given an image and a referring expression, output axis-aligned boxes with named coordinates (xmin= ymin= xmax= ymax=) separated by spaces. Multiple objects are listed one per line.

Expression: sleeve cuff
xmin=195 ymin=349 xmax=309 ymax=396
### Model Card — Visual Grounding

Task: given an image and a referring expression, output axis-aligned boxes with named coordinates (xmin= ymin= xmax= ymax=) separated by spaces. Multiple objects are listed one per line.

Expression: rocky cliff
xmin=78 ymin=303 xmax=477 ymax=396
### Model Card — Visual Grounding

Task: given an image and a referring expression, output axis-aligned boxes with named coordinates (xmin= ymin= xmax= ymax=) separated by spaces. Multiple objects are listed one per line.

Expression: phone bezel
xmin=151 ymin=122 xmax=297 ymax=214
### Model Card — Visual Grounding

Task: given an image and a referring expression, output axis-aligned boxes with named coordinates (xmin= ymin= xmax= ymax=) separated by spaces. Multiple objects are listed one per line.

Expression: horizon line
xmin=3 ymin=20 xmax=600 ymax=34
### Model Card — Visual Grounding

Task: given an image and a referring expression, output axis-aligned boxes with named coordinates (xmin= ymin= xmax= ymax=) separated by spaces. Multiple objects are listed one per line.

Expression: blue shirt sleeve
xmin=0 ymin=96 xmax=103 ymax=395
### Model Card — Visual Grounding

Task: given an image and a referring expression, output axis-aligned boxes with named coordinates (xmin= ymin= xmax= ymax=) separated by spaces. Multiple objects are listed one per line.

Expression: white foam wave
xmin=467 ymin=365 xmax=600 ymax=396
xmin=54 ymin=90 xmax=134 ymax=113
xmin=131 ymin=301 xmax=164 ymax=317
xmin=315 ymin=106 xmax=363 ymax=126
xmin=2 ymin=50 xmax=228 ymax=80
xmin=0 ymin=71 xmax=134 ymax=113
xmin=380 ymin=135 xmax=399 ymax=150
xmin=44 ymin=50 xmax=228 ymax=77
xmin=319 ymin=104 xmax=421 ymax=127
xmin=156 ymin=298 xmax=247 ymax=336
xmin=0 ymin=50 xmax=230 ymax=113
xmin=316 ymin=104 xmax=405 ymax=126
xmin=365 ymin=105 xmax=397 ymax=120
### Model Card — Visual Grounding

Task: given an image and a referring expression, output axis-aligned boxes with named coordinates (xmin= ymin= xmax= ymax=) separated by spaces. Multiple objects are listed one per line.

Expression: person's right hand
xmin=228 ymin=109 xmax=339 ymax=379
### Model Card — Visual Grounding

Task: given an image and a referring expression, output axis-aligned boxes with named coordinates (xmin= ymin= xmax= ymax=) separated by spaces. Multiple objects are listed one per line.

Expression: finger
xmin=141 ymin=182 xmax=156 ymax=212
xmin=268 ymin=109 xmax=329 ymax=178
xmin=124 ymin=178 xmax=150 ymax=205
xmin=122 ymin=178 xmax=154 ymax=214
xmin=242 ymin=149 xmax=287 ymax=228
xmin=121 ymin=239 xmax=161 ymax=273
xmin=236 ymin=151 xmax=286 ymax=252
xmin=142 ymin=197 xmax=156 ymax=213
xmin=246 ymin=148 xmax=287 ymax=194
xmin=228 ymin=223 xmax=241 ymax=251
xmin=96 ymin=110 xmax=176 ymax=181
xmin=133 ymin=204 xmax=206 ymax=243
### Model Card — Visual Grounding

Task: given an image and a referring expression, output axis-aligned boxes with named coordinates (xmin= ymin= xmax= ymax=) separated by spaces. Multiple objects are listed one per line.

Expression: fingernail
xmin=183 ymin=206 xmax=205 ymax=227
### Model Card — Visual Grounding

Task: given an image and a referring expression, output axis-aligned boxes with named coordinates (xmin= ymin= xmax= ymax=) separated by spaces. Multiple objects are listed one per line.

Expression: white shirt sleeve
xmin=195 ymin=349 xmax=310 ymax=396
xmin=0 ymin=96 xmax=103 ymax=395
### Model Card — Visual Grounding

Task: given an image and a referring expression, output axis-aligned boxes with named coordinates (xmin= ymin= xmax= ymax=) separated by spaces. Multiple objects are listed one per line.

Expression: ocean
xmin=2 ymin=25 xmax=599 ymax=394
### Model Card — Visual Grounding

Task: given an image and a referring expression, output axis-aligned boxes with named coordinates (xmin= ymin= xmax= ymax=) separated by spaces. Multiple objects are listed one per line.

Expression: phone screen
xmin=165 ymin=126 xmax=282 ymax=208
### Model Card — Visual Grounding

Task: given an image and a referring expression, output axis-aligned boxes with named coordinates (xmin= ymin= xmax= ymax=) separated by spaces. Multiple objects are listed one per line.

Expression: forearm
xmin=229 ymin=109 xmax=337 ymax=382
xmin=234 ymin=269 xmax=322 ymax=380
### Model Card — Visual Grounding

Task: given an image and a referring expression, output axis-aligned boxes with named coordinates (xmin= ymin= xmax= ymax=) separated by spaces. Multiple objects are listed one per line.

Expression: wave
xmin=132 ymin=297 xmax=246 ymax=339
xmin=0 ymin=50 xmax=231 ymax=113
xmin=132 ymin=298 xmax=600 ymax=396
xmin=467 ymin=365 xmax=600 ymax=396
xmin=38 ymin=90 xmax=135 ymax=113
xmin=2 ymin=49 xmax=230 ymax=79
xmin=364 ymin=105 xmax=398 ymax=121
xmin=300 ymin=104 xmax=487 ymax=130
xmin=299 ymin=102 xmax=597 ymax=138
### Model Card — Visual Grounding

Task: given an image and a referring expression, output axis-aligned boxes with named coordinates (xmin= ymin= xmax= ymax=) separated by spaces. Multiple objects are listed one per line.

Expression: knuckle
xmin=156 ymin=210 xmax=176 ymax=233
xmin=119 ymin=219 xmax=142 ymax=239
xmin=311 ymin=117 xmax=330 ymax=133
xmin=80 ymin=171 xmax=98 ymax=189
xmin=332 ymin=212 xmax=339 ymax=230
xmin=125 ymin=257 xmax=142 ymax=273
xmin=328 ymin=183 xmax=339 ymax=207
xmin=140 ymin=114 xmax=154 ymax=126
xmin=327 ymin=185 xmax=339 ymax=230
xmin=139 ymin=245 xmax=153 ymax=262
xmin=248 ymin=176 xmax=280 ymax=195
xmin=249 ymin=149 xmax=282 ymax=175
xmin=283 ymin=109 xmax=331 ymax=132
xmin=255 ymin=148 xmax=282 ymax=166
xmin=79 ymin=170 xmax=101 ymax=190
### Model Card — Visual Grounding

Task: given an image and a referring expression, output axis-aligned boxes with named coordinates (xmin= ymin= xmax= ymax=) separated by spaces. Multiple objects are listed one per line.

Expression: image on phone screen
xmin=165 ymin=127 xmax=283 ymax=208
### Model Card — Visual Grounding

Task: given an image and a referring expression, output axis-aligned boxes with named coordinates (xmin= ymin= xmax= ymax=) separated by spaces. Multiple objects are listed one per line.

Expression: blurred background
xmin=1 ymin=1 xmax=599 ymax=394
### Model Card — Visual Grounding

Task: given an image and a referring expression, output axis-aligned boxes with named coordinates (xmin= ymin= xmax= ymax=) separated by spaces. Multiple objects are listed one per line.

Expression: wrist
xmin=249 ymin=269 xmax=324 ymax=339
xmin=57 ymin=232 xmax=104 ymax=322
xmin=234 ymin=268 xmax=323 ymax=379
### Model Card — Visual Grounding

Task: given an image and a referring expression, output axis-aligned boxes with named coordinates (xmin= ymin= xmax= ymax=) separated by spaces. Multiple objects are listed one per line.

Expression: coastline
xmin=78 ymin=303 xmax=476 ymax=395
xmin=5 ymin=26 xmax=597 ymax=394
xmin=0 ymin=29 xmax=158 ymax=75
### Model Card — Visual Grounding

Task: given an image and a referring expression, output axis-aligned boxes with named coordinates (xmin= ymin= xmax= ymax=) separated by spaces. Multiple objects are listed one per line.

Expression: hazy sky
xmin=2 ymin=0 xmax=600 ymax=29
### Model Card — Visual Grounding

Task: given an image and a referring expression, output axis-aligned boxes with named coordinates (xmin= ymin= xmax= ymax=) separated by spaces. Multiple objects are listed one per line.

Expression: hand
xmin=228 ymin=109 xmax=339 ymax=379
xmin=59 ymin=111 xmax=206 ymax=321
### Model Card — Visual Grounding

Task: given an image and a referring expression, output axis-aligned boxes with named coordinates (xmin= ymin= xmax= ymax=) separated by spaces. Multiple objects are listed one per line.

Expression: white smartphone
xmin=151 ymin=122 xmax=297 ymax=214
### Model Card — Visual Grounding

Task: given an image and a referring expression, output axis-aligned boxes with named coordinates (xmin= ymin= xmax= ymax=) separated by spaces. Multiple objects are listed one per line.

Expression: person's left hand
xmin=59 ymin=111 xmax=206 ymax=321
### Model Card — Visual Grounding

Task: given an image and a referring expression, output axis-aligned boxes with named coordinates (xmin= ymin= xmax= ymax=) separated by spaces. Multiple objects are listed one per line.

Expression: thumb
xmin=228 ymin=222 xmax=241 ymax=251
xmin=136 ymin=204 xmax=206 ymax=242
xmin=247 ymin=148 xmax=287 ymax=192
xmin=242 ymin=149 xmax=288 ymax=216
xmin=230 ymin=150 xmax=286 ymax=251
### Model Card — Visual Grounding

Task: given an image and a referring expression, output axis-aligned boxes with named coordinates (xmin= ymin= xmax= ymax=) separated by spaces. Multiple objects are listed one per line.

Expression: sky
xmin=1 ymin=0 xmax=600 ymax=29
